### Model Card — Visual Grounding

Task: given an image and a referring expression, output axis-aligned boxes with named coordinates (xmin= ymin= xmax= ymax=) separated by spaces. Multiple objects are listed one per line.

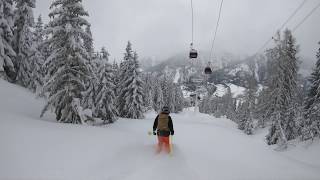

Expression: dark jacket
xmin=153 ymin=113 xmax=174 ymax=136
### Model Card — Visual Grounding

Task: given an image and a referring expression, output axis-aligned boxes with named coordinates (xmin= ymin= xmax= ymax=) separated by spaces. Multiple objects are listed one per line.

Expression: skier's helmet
xmin=161 ymin=106 xmax=170 ymax=114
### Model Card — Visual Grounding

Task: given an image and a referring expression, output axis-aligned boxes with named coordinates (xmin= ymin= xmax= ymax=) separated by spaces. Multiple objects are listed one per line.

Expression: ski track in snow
xmin=1 ymin=79 xmax=320 ymax=180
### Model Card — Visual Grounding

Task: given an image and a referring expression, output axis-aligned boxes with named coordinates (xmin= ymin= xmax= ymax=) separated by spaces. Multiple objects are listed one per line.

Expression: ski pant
xmin=157 ymin=136 xmax=170 ymax=153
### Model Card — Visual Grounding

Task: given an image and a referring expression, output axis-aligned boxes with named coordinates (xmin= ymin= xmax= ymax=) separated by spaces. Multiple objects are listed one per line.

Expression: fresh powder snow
xmin=1 ymin=79 xmax=320 ymax=180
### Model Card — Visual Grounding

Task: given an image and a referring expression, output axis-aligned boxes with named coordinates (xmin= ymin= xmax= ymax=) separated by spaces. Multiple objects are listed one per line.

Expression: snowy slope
xmin=1 ymin=79 xmax=320 ymax=180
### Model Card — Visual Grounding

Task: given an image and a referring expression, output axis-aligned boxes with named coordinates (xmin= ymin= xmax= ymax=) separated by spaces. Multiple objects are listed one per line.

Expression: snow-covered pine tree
xmin=33 ymin=15 xmax=44 ymax=45
xmin=111 ymin=60 xmax=120 ymax=105
xmin=81 ymin=66 xmax=97 ymax=114
xmin=0 ymin=0 xmax=16 ymax=80
xmin=302 ymin=42 xmax=320 ymax=140
xmin=199 ymin=96 xmax=210 ymax=114
xmin=41 ymin=0 xmax=92 ymax=124
xmin=81 ymin=26 xmax=97 ymax=110
xmin=28 ymin=42 xmax=44 ymax=93
xmin=95 ymin=47 xmax=118 ymax=123
xmin=142 ymin=73 xmax=154 ymax=111
xmin=123 ymin=51 xmax=144 ymax=119
xmin=281 ymin=29 xmax=300 ymax=141
xmin=152 ymin=77 xmax=164 ymax=113
xmin=117 ymin=41 xmax=134 ymax=116
xmin=238 ymin=76 xmax=256 ymax=135
xmin=169 ymin=84 xmax=176 ymax=113
xmin=174 ymin=85 xmax=184 ymax=112
xmin=224 ymin=87 xmax=237 ymax=120
xmin=160 ymin=74 xmax=176 ymax=112
xmin=29 ymin=15 xmax=45 ymax=93
xmin=41 ymin=24 xmax=51 ymax=63
xmin=13 ymin=0 xmax=35 ymax=87
xmin=112 ymin=60 xmax=120 ymax=85
xmin=213 ymin=86 xmax=234 ymax=118
xmin=255 ymin=87 xmax=271 ymax=128
xmin=118 ymin=42 xmax=144 ymax=119
xmin=237 ymin=101 xmax=250 ymax=129
xmin=265 ymin=38 xmax=287 ymax=145
xmin=161 ymin=75 xmax=170 ymax=103
xmin=266 ymin=30 xmax=299 ymax=147
xmin=81 ymin=49 xmax=100 ymax=113
xmin=84 ymin=25 xmax=94 ymax=58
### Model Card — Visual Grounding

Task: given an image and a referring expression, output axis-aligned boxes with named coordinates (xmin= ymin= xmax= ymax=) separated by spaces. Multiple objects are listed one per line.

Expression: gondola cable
xmin=191 ymin=0 xmax=194 ymax=46
xmin=292 ymin=1 xmax=320 ymax=32
xmin=253 ymin=0 xmax=308 ymax=56
xmin=189 ymin=0 xmax=198 ymax=59
xmin=205 ymin=0 xmax=224 ymax=75
xmin=209 ymin=0 xmax=224 ymax=61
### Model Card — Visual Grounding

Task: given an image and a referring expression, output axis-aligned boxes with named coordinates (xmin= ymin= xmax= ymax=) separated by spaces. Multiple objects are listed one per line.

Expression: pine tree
xmin=81 ymin=70 xmax=97 ymax=113
xmin=28 ymin=43 xmax=44 ymax=93
xmin=117 ymin=41 xmax=134 ymax=116
xmin=237 ymin=101 xmax=250 ymax=130
xmin=142 ymin=73 xmax=154 ymax=111
xmin=33 ymin=15 xmax=44 ymax=45
xmin=169 ymin=84 xmax=176 ymax=113
xmin=29 ymin=15 xmax=45 ymax=93
xmin=13 ymin=0 xmax=35 ymax=87
xmin=84 ymin=25 xmax=94 ymax=58
xmin=81 ymin=50 xmax=100 ymax=113
xmin=111 ymin=60 xmax=120 ymax=106
xmin=112 ymin=60 xmax=120 ymax=87
xmin=238 ymin=77 xmax=256 ymax=135
xmin=222 ymin=87 xmax=236 ymax=119
xmin=302 ymin=42 xmax=320 ymax=140
xmin=41 ymin=24 xmax=51 ymax=63
xmin=0 ymin=0 xmax=16 ymax=80
xmin=95 ymin=47 xmax=118 ymax=123
xmin=174 ymin=85 xmax=184 ymax=112
xmin=117 ymin=42 xmax=144 ymax=118
xmin=153 ymin=77 xmax=164 ymax=113
xmin=255 ymin=88 xmax=271 ymax=128
xmin=41 ymin=0 xmax=92 ymax=124
xmin=160 ymin=74 xmax=176 ymax=112
xmin=123 ymin=51 xmax=144 ymax=118
xmin=199 ymin=96 xmax=210 ymax=114
xmin=265 ymin=30 xmax=299 ymax=147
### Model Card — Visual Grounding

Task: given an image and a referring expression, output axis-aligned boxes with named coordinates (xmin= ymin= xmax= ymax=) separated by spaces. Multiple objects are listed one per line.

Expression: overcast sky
xmin=35 ymin=0 xmax=320 ymax=61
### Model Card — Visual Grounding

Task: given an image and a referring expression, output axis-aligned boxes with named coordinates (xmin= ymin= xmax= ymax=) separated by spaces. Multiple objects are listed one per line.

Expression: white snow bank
xmin=227 ymin=83 xmax=246 ymax=97
xmin=213 ymin=84 xmax=227 ymax=97
xmin=1 ymin=79 xmax=320 ymax=180
xmin=228 ymin=63 xmax=250 ymax=76
xmin=173 ymin=68 xmax=181 ymax=83
xmin=213 ymin=83 xmax=246 ymax=98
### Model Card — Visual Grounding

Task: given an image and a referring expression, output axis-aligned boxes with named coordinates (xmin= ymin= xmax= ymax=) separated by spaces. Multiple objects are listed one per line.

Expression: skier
xmin=153 ymin=106 xmax=174 ymax=153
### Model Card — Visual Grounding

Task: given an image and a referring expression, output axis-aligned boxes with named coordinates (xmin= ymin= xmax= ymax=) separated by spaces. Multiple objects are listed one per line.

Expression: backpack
xmin=157 ymin=113 xmax=170 ymax=131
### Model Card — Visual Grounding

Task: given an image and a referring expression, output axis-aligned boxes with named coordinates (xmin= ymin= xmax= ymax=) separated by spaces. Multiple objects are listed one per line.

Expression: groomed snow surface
xmin=1 ymin=79 xmax=320 ymax=180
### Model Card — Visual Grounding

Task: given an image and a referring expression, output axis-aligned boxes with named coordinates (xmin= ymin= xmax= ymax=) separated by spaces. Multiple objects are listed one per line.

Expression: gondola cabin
xmin=204 ymin=66 xmax=212 ymax=74
xmin=189 ymin=49 xmax=198 ymax=59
